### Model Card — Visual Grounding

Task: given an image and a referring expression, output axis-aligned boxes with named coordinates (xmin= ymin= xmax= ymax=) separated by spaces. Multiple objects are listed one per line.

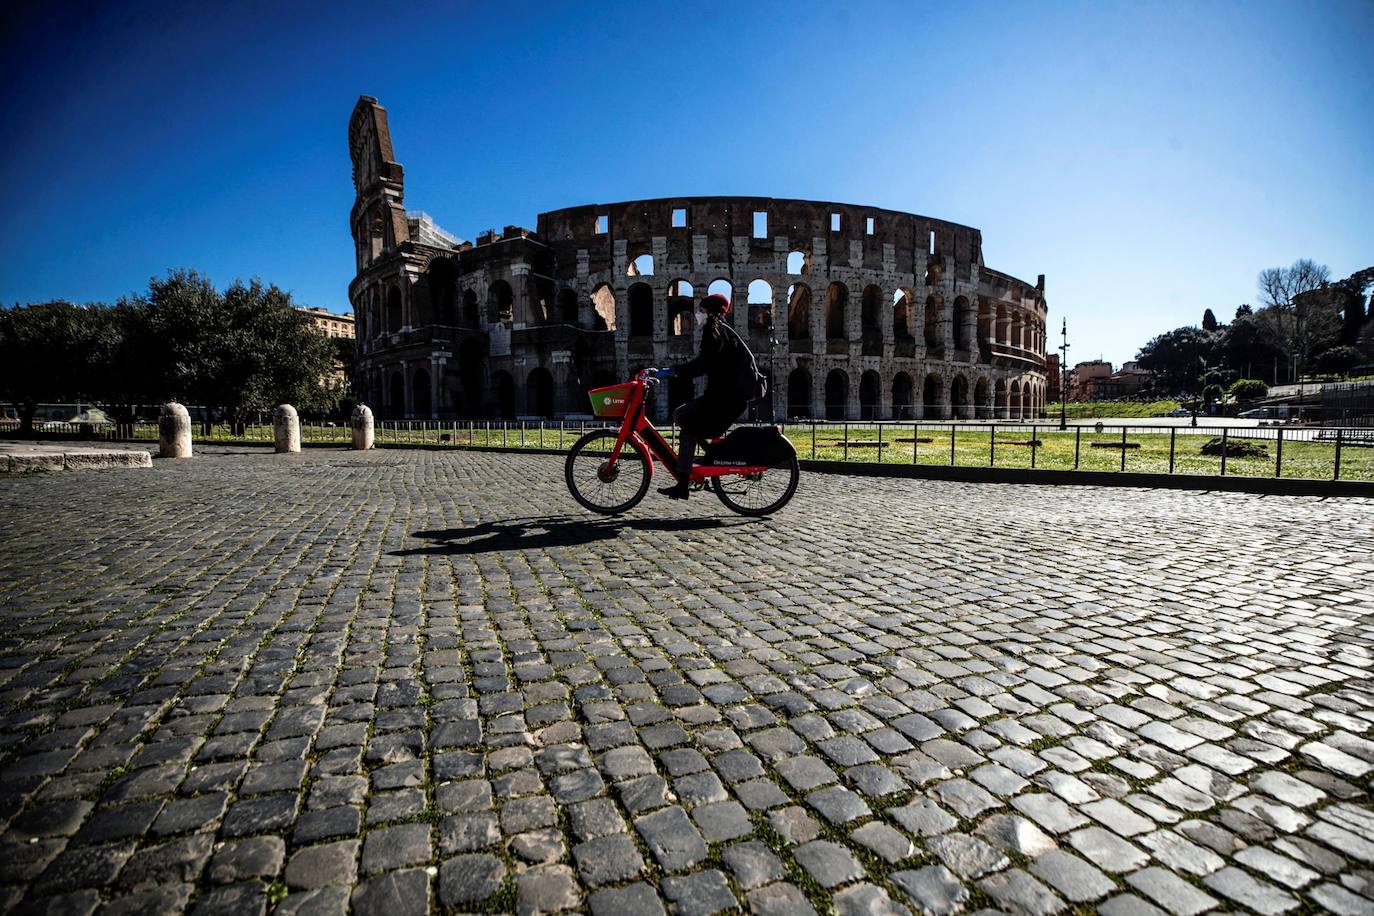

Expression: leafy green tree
xmin=0 ymin=301 xmax=119 ymax=434
xmin=1228 ymin=378 xmax=1268 ymax=401
xmin=1136 ymin=326 xmax=1215 ymax=393
xmin=1314 ymin=345 xmax=1363 ymax=377
xmin=128 ymin=269 xmax=341 ymax=426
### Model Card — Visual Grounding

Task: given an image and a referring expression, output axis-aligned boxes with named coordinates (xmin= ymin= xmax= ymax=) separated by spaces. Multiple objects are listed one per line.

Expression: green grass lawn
xmin=104 ymin=420 xmax=1373 ymax=482
xmin=1052 ymin=400 xmax=1182 ymax=419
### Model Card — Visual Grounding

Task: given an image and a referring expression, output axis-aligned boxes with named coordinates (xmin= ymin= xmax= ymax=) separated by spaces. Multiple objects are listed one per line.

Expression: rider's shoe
xmin=659 ymin=481 xmax=690 ymax=500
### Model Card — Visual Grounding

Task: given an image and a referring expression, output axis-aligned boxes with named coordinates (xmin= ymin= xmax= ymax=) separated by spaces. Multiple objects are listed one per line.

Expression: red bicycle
xmin=565 ymin=369 xmax=799 ymax=516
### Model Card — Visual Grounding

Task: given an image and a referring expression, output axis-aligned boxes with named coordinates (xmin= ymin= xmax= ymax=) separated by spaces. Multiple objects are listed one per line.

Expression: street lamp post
xmin=1058 ymin=317 xmax=1070 ymax=431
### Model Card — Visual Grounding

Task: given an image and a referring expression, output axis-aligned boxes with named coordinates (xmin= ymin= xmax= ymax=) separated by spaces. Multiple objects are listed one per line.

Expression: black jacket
xmin=678 ymin=316 xmax=744 ymax=401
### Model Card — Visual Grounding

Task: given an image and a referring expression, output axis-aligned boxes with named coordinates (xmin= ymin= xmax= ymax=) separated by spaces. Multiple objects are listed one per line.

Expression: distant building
xmin=1068 ymin=360 xmax=1113 ymax=400
xmin=1046 ymin=354 xmax=1061 ymax=402
xmin=300 ymin=307 xmax=355 ymax=339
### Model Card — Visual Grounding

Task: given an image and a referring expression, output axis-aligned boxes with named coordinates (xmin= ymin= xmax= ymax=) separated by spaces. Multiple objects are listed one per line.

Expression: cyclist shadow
xmin=395 ymin=515 xmax=731 ymax=557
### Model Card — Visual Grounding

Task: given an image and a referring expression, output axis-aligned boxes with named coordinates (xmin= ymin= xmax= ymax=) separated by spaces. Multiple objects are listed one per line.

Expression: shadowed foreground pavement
xmin=0 ymin=447 xmax=1370 ymax=915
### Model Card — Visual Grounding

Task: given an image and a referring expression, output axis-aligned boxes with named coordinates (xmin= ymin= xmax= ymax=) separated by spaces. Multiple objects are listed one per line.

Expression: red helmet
xmin=701 ymin=293 xmax=731 ymax=317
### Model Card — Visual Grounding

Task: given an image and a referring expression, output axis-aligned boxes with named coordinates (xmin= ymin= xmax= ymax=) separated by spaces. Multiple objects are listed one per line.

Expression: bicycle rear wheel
xmin=711 ymin=456 xmax=800 ymax=516
xmin=565 ymin=430 xmax=652 ymax=515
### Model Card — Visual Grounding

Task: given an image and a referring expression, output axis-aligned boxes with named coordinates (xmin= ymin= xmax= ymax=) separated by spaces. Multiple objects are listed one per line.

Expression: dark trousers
xmin=673 ymin=395 xmax=745 ymax=479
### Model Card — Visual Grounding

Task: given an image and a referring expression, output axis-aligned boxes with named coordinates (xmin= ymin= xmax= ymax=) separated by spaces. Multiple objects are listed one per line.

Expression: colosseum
xmin=348 ymin=96 xmax=1048 ymax=424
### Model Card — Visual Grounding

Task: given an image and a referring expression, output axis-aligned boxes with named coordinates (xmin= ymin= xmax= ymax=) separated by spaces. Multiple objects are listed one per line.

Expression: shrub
xmin=1228 ymin=378 xmax=1269 ymax=401
xmin=1200 ymin=436 xmax=1267 ymax=459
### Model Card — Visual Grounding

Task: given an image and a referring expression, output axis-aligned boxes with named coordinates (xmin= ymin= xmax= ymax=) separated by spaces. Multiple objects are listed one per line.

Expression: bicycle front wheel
xmin=565 ymin=430 xmax=653 ymax=515
xmin=711 ymin=456 xmax=800 ymax=516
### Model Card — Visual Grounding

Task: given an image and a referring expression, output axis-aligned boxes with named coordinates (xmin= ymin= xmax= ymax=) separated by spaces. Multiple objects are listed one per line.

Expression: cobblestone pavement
xmin=0 ymin=447 xmax=1371 ymax=916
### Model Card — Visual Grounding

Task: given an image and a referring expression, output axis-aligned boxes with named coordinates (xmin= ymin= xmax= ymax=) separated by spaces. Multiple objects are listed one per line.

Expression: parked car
xmin=1168 ymin=408 xmax=1191 ymax=417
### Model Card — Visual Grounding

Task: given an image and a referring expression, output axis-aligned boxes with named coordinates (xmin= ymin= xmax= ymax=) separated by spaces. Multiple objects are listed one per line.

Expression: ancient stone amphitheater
xmin=349 ymin=97 xmax=1048 ymax=423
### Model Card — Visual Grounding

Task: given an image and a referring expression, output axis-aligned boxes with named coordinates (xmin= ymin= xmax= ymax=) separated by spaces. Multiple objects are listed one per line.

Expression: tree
xmin=0 ymin=302 xmax=119 ymax=434
xmin=1314 ymin=345 xmax=1362 ymax=378
xmin=1255 ymin=259 xmax=1339 ymax=379
xmin=1228 ymin=378 xmax=1268 ymax=401
xmin=1202 ymin=309 xmax=1218 ymax=331
xmin=1136 ymin=326 xmax=1215 ymax=393
xmin=127 ymin=269 xmax=342 ymax=427
xmin=1235 ymin=304 xmax=1252 ymax=318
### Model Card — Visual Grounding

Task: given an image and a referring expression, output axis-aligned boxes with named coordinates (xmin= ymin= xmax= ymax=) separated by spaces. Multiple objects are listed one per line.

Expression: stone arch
xmin=892 ymin=372 xmax=914 ymax=420
xmin=923 ymin=372 xmax=945 ymax=420
xmin=668 ymin=279 xmax=694 ymax=336
xmin=526 ymin=367 xmax=554 ymax=418
xmin=826 ymin=282 xmax=848 ymax=341
xmin=557 ymin=288 xmax=578 ymax=325
xmin=747 ymin=279 xmax=773 ymax=331
xmin=861 ymin=285 xmax=882 ymax=356
xmin=412 ymin=367 xmax=432 ymax=418
xmin=787 ymin=284 xmax=811 ymax=342
xmin=492 ymin=370 xmax=515 ymax=420
xmin=488 ymin=280 xmax=514 ymax=323
xmin=629 ymin=253 xmax=654 ymax=277
xmin=950 ymin=374 xmax=970 ymax=419
xmin=860 ymin=370 xmax=880 ymax=420
xmin=995 ymin=379 xmax=1009 ymax=419
xmin=462 ymin=289 xmax=480 ymax=327
xmin=824 ymin=369 xmax=848 ymax=420
xmin=707 ymin=278 xmax=733 ymax=303
xmin=787 ymin=250 xmax=810 ymax=275
xmin=924 ymin=294 xmax=943 ymax=350
xmin=787 ymin=368 xmax=811 ymax=418
xmin=457 ymin=338 xmax=483 ymax=416
xmin=628 ymin=283 xmax=654 ymax=337
xmin=591 ymin=284 xmax=616 ymax=331
xmin=953 ymin=296 xmax=971 ymax=350
xmin=1010 ymin=380 xmax=1022 ymax=420
xmin=926 ymin=256 xmax=943 ymax=285
xmin=996 ymin=304 xmax=1009 ymax=346
xmin=427 ymin=257 xmax=457 ymax=325
xmin=385 ymin=286 xmax=403 ymax=333
xmin=389 ymin=371 xmax=405 ymax=418
xmin=974 ymin=376 xmax=991 ymax=419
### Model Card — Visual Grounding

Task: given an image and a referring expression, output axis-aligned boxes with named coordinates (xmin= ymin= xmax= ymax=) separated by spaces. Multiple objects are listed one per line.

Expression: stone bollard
xmin=158 ymin=402 xmax=192 ymax=458
xmin=273 ymin=404 xmax=301 ymax=453
xmin=351 ymin=404 xmax=375 ymax=450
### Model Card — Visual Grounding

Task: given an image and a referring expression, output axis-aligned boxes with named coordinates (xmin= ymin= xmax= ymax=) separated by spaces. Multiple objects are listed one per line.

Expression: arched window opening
xmin=458 ymin=339 xmax=483 ymax=417
xmin=557 ymin=288 xmax=579 ymax=325
xmin=427 ymin=258 xmax=458 ymax=326
xmin=953 ymin=296 xmax=971 ymax=350
xmin=975 ymin=377 xmax=990 ymax=418
xmin=860 ymin=370 xmax=880 ymax=420
xmin=826 ymin=282 xmax=848 ymax=341
xmin=824 ymin=370 xmax=848 ymax=420
xmin=893 ymin=289 xmax=913 ymax=346
xmin=950 ymin=375 xmax=969 ymax=419
xmin=787 ymin=369 xmax=811 ymax=418
xmin=527 ymin=368 xmax=554 ymax=418
xmin=787 ymin=284 xmax=811 ymax=343
xmin=1009 ymin=380 xmax=1022 ymax=420
xmin=707 ymin=278 xmax=732 ymax=302
xmin=413 ymin=368 xmax=432 ymax=417
xmin=629 ymin=253 xmax=655 ymax=277
xmin=628 ymin=283 xmax=654 ymax=337
xmin=385 ymin=286 xmax=403 ymax=333
xmin=923 ymin=373 xmax=943 ymax=419
xmin=787 ymin=250 xmax=810 ymax=276
xmin=747 ymin=279 xmax=773 ymax=332
xmin=861 ymin=285 xmax=882 ymax=356
xmin=369 ymin=216 xmax=385 ymax=262
xmin=462 ymin=289 xmax=480 ymax=326
xmin=924 ymin=295 xmax=943 ymax=350
xmin=668 ymin=280 xmax=694 ymax=337
xmin=926 ymin=257 xmax=943 ymax=285
xmin=892 ymin=372 xmax=914 ymax=420
xmin=492 ymin=371 xmax=515 ymax=420
xmin=488 ymin=280 xmax=514 ymax=323
xmin=389 ymin=371 xmax=405 ymax=419
xmin=591 ymin=284 xmax=616 ymax=331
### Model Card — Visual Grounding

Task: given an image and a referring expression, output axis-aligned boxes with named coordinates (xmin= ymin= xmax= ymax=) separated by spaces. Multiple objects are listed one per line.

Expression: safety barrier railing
xmin=3 ymin=418 xmax=1370 ymax=482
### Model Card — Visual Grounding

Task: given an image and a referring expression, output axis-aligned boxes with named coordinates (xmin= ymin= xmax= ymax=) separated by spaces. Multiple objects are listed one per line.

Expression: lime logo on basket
xmin=603 ymin=396 xmax=612 ymax=406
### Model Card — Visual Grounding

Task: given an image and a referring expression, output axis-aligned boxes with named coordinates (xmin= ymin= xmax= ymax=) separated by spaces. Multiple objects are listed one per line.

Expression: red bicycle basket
xmin=588 ymin=383 xmax=635 ymax=418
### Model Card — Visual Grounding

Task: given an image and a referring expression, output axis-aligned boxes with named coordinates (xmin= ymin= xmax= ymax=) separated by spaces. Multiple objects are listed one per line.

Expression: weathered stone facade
xmin=349 ymin=96 xmax=1047 ymax=422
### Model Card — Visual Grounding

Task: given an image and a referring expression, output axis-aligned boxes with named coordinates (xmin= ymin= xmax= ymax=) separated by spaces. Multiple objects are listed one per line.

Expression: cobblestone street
xmin=0 ymin=447 xmax=1371 ymax=915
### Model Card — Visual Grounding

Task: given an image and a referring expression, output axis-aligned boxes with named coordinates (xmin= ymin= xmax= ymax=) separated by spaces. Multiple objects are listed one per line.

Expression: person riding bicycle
xmin=658 ymin=293 xmax=758 ymax=500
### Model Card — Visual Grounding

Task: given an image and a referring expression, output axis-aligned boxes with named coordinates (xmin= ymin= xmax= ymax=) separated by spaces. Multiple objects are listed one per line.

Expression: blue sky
xmin=2 ymin=0 xmax=1370 ymax=367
